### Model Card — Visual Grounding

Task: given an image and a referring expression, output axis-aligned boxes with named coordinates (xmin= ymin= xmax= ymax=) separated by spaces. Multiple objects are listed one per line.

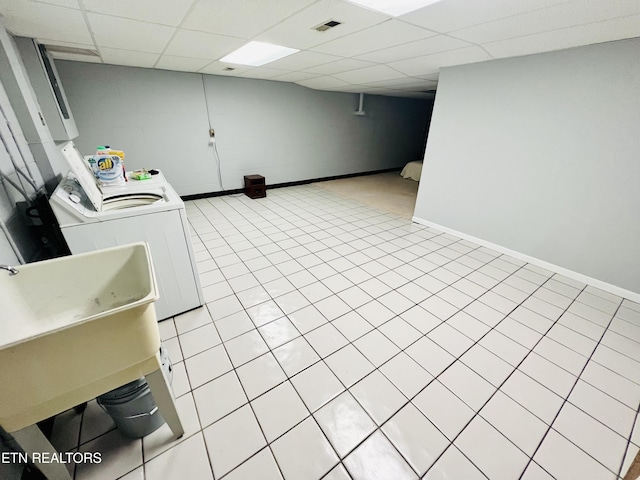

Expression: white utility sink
xmin=0 ymin=243 xmax=183 ymax=480
xmin=1 ymin=242 xmax=157 ymax=349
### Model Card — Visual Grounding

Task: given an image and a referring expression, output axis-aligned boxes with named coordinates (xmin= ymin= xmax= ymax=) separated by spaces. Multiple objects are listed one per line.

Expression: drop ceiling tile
xmin=256 ymin=0 xmax=390 ymax=50
xmin=312 ymin=19 xmax=436 ymax=57
xmin=238 ymin=67 xmax=291 ymax=80
xmin=271 ymin=71 xmax=320 ymax=83
xmin=182 ymin=0 xmax=315 ymax=39
xmin=484 ymin=14 xmax=640 ymax=59
xmin=389 ymin=46 xmax=492 ymax=76
xmin=4 ymin=0 xmax=634 ymax=100
xmin=333 ymin=65 xmax=406 ymax=84
xmin=155 ymin=55 xmax=211 ymax=72
xmin=82 ymin=0 xmax=193 ymax=27
xmin=87 ymin=13 xmax=175 ymax=53
xmin=297 ymin=76 xmax=350 ymax=90
xmin=267 ymin=51 xmax=341 ymax=71
xmin=359 ymin=77 xmax=435 ymax=89
xmin=0 ymin=0 xmax=92 ymax=44
xmin=356 ymin=34 xmax=473 ymax=63
xmin=325 ymin=85 xmax=386 ymax=94
xmin=303 ymin=58 xmax=376 ymax=75
xmin=414 ymin=72 xmax=440 ymax=81
xmin=383 ymin=91 xmax=435 ymax=99
xmin=400 ymin=0 xmax=572 ymax=34
xmin=164 ymin=29 xmax=244 ymax=60
xmin=198 ymin=61 xmax=254 ymax=76
xmin=399 ymin=82 xmax=438 ymax=92
xmin=100 ymin=47 xmax=160 ymax=68
xmin=31 ymin=0 xmax=79 ymax=8
xmin=450 ymin=0 xmax=640 ymax=44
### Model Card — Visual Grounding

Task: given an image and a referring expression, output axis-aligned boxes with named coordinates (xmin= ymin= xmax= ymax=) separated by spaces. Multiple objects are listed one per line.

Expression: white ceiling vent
xmin=313 ymin=20 xmax=342 ymax=32
xmin=43 ymin=45 xmax=99 ymax=57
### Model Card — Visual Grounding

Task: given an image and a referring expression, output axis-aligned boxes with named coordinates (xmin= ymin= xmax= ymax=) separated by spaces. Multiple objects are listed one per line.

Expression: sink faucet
xmin=0 ymin=265 xmax=18 ymax=276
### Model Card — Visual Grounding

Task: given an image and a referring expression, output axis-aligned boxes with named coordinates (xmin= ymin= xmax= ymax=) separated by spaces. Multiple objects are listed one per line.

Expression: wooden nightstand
xmin=244 ymin=175 xmax=266 ymax=199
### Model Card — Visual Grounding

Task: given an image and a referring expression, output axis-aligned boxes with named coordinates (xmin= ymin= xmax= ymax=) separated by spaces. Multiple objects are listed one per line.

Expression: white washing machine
xmin=50 ymin=142 xmax=203 ymax=321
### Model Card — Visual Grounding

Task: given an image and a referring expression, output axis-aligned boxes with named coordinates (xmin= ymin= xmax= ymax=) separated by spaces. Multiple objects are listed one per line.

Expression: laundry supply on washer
xmin=89 ymin=154 xmax=125 ymax=186
xmin=89 ymin=146 xmax=127 ymax=185
xmin=97 ymin=146 xmax=127 ymax=183
xmin=131 ymin=169 xmax=152 ymax=180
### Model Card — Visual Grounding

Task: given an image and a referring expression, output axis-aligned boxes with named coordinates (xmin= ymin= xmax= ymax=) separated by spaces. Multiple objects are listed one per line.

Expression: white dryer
xmin=50 ymin=142 xmax=203 ymax=321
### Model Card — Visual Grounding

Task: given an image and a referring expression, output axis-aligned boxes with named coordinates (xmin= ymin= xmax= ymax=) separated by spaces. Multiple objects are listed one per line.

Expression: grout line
xmin=186 ymin=191 xmax=488 ymax=475
xmin=517 ymin=300 xmax=624 ymax=479
xmin=193 ymin=191 xmax=530 ymax=479
xmin=190 ymin=197 xmax=510 ymax=449
xmin=415 ymin=264 xmax=567 ymax=478
xmin=185 ymin=192 xmax=368 ymax=477
xmin=179 ymin=187 xmax=633 ymax=479
xmin=618 ymin=402 xmax=640 ymax=478
xmin=209 ymin=320 xmax=289 ymax=480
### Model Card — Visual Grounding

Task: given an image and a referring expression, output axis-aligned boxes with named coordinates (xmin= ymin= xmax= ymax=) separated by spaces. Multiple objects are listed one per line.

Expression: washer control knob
xmin=69 ymin=193 xmax=81 ymax=204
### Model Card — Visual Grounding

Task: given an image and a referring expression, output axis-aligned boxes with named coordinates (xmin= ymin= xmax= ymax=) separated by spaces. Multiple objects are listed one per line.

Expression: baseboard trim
xmin=181 ymin=167 xmax=402 ymax=201
xmin=412 ymin=216 xmax=640 ymax=304
xmin=181 ymin=188 xmax=243 ymax=200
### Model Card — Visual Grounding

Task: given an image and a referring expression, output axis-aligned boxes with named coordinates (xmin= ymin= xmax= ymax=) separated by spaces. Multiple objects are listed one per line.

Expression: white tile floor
xmin=49 ymin=184 xmax=640 ymax=480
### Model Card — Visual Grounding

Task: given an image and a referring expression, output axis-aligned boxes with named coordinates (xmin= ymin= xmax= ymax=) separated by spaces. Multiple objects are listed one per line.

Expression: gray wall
xmin=0 ymin=29 xmax=48 ymax=265
xmin=57 ymin=61 xmax=430 ymax=196
xmin=414 ymin=38 xmax=640 ymax=295
xmin=0 ymin=30 xmax=67 ymax=192
xmin=0 ymin=193 xmax=19 ymax=265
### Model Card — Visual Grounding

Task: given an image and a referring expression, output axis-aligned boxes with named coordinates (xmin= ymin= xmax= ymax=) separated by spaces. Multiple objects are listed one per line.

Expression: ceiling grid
xmin=0 ymin=0 xmax=637 ymax=98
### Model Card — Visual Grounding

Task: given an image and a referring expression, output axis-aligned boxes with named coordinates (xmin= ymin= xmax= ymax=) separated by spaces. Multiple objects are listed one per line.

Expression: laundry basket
xmin=97 ymin=345 xmax=172 ymax=438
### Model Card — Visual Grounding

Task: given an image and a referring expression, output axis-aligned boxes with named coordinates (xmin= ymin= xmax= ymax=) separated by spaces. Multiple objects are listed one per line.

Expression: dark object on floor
xmin=21 ymin=462 xmax=46 ymax=479
xmin=244 ymin=175 xmax=266 ymax=199
xmin=624 ymin=449 xmax=640 ymax=480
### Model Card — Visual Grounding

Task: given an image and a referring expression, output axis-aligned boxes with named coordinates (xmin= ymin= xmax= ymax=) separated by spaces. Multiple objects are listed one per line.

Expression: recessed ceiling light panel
xmin=348 ymin=0 xmax=443 ymax=16
xmin=220 ymin=41 xmax=299 ymax=67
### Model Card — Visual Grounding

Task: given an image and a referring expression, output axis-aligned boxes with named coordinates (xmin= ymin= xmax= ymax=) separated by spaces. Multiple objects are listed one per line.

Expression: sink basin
xmin=0 ymin=242 xmax=161 ymax=432
xmin=1 ymin=242 xmax=158 ymax=348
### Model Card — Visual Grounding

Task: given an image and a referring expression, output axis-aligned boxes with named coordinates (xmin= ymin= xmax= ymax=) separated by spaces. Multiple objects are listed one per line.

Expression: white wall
xmin=56 ymin=61 xmax=430 ymax=195
xmin=414 ymin=38 xmax=640 ymax=295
